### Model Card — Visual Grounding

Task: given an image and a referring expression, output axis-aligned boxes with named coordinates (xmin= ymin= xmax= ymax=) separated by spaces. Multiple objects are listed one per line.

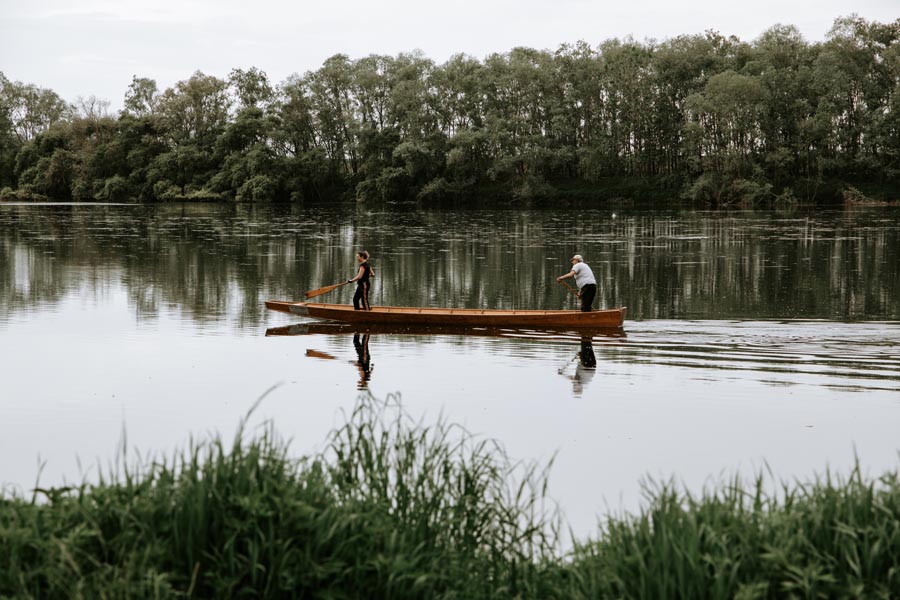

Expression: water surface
xmin=1 ymin=203 xmax=898 ymax=537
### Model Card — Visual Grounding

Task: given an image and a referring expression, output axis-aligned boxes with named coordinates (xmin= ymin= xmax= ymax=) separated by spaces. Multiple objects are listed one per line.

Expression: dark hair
xmin=357 ymin=250 xmax=369 ymax=260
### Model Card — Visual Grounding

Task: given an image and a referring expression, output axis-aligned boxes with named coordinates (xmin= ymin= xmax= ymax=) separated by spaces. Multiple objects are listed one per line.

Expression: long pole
xmin=558 ymin=280 xmax=580 ymax=298
xmin=305 ymin=281 xmax=351 ymax=299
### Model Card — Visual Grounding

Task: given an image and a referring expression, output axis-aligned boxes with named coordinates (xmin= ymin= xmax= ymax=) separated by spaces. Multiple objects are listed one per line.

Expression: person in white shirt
xmin=556 ymin=254 xmax=597 ymax=312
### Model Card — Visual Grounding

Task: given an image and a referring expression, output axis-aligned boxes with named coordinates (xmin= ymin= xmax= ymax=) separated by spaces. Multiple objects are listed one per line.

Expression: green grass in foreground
xmin=1 ymin=394 xmax=899 ymax=599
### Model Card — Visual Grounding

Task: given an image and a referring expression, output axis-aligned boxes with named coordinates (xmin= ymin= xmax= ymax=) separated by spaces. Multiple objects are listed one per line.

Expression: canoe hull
xmin=266 ymin=322 xmax=626 ymax=340
xmin=265 ymin=301 xmax=626 ymax=329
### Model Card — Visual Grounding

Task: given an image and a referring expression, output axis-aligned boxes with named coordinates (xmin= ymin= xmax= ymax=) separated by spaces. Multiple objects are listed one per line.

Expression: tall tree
xmin=123 ymin=76 xmax=159 ymax=117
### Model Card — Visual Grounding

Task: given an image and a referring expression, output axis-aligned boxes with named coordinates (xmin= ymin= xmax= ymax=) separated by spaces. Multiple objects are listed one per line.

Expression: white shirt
xmin=571 ymin=262 xmax=596 ymax=289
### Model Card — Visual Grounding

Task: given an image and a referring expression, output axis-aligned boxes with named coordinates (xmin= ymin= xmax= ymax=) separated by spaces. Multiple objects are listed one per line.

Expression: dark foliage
xmin=1 ymin=17 xmax=899 ymax=204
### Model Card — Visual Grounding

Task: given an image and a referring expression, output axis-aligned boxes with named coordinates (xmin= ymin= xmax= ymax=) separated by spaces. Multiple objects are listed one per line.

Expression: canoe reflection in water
xmin=266 ymin=323 xmax=624 ymax=391
xmin=558 ymin=337 xmax=598 ymax=397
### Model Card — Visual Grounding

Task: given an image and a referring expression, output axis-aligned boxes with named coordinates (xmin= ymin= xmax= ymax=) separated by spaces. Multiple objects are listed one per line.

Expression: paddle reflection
xmin=305 ymin=349 xmax=337 ymax=361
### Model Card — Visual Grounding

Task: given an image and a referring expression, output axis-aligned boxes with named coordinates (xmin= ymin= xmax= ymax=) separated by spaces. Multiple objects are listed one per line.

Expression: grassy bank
xmin=2 ymin=395 xmax=899 ymax=598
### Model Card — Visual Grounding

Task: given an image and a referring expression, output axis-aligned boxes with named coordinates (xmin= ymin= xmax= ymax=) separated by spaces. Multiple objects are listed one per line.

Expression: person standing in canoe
xmin=348 ymin=250 xmax=374 ymax=311
xmin=557 ymin=254 xmax=597 ymax=312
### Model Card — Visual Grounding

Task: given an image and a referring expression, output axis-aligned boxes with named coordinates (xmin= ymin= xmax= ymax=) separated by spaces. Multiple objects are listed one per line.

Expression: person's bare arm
xmin=348 ymin=265 xmax=365 ymax=283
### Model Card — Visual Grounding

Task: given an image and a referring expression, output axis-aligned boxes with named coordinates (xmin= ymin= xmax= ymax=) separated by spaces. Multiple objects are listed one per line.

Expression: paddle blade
xmin=305 ymin=281 xmax=348 ymax=299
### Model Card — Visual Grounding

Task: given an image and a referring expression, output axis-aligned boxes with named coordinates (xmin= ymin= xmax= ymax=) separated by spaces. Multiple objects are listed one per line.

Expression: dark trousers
xmin=353 ymin=281 xmax=371 ymax=311
xmin=579 ymin=283 xmax=596 ymax=312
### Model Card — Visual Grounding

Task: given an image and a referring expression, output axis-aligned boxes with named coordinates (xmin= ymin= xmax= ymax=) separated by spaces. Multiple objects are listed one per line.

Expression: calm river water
xmin=1 ymin=202 xmax=898 ymax=537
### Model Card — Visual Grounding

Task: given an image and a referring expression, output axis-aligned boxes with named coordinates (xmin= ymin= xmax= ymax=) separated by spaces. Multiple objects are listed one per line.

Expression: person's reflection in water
xmin=352 ymin=333 xmax=373 ymax=389
xmin=579 ymin=336 xmax=597 ymax=368
xmin=566 ymin=336 xmax=597 ymax=397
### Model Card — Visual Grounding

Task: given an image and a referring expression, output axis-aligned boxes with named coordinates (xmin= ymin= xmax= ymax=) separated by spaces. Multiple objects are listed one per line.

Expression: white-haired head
xmin=570 ymin=254 xmax=583 ymax=263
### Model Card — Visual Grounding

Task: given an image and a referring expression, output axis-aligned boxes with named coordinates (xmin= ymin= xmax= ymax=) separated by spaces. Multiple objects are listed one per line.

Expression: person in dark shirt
xmin=348 ymin=250 xmax=374 ymax=311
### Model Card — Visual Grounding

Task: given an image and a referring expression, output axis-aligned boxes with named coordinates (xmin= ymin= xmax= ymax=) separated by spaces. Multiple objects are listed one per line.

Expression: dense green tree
xmin=157 ymin=71 xmax=230 ymax=145
xmin=0 ymin=73 xmax=18 ymax=188
xmin=123 ymin=76 xmax=159 ymax=117
xmin=1 ymin=79 xmax=69 ymax=143
xmin=1 ymin=74 xmax=70 ymax=194
xmin=228 ymin=67 xmax=273 ymax=110
xmin=307 ymin=54 xmax=359 ymax=178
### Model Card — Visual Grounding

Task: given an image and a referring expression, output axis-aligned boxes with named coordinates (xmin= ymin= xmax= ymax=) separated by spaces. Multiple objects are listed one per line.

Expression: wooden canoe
xmin=265 ymin=301 xmax=626 ymax=329
xmin=266 ymin=322 xmax=626 ymax=340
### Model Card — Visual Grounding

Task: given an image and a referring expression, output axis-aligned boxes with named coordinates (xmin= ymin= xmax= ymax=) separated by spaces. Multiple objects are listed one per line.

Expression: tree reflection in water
xmin=2 ymin=204 xmax=899 ymax=328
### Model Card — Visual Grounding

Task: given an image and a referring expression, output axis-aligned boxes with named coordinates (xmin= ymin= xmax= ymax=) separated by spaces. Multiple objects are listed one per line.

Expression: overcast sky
xmin=1 ymin=0 xmax=897 ymax=110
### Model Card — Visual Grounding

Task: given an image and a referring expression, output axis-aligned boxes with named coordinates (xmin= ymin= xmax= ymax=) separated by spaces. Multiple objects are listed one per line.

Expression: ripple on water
xmin=602 ymin=320 xmax=900 ymax=392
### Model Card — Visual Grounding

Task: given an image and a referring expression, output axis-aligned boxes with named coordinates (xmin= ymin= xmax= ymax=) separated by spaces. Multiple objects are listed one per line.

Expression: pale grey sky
xmin=1 ymin=0 xmax=897 ymax=110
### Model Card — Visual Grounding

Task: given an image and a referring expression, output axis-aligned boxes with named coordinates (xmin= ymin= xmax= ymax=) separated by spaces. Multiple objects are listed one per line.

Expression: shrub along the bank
xmin=1 ymin=395 xmax=899 ymax=598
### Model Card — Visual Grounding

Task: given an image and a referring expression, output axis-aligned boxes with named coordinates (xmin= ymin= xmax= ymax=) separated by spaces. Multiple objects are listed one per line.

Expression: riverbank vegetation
xmin=2 ymin=395 xmax=899 ymax=598
xmin=1 ymin=16 xmax=899 ymax=205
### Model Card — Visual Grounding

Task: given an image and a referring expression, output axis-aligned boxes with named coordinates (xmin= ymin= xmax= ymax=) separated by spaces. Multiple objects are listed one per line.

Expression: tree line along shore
xmin=1 ymin=16 xmax=899 ymax=206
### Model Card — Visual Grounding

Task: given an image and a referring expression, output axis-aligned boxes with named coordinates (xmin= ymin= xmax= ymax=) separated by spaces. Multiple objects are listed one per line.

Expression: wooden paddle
xmin=558 ymin=280 xmax=581 ymax=298
xmin=305 ymin=280 xmax=351 ymax=299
